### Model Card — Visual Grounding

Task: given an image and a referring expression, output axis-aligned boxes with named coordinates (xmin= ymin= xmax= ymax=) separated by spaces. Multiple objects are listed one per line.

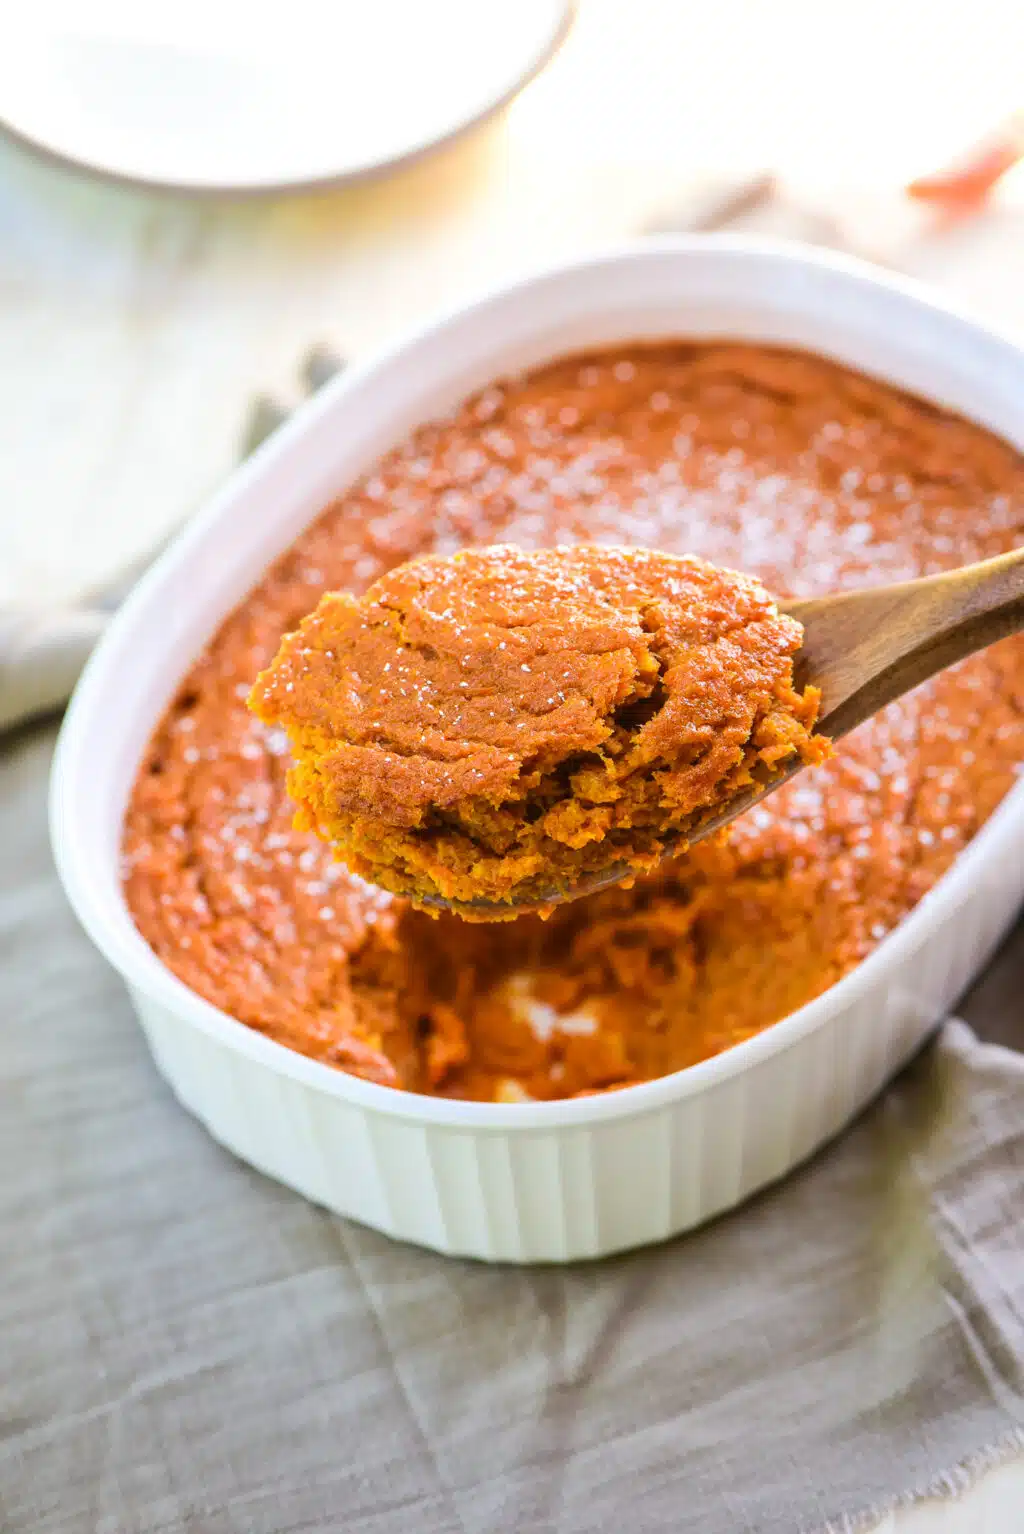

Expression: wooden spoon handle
xmin=784 ymin=544 xmax=1024 ymax=739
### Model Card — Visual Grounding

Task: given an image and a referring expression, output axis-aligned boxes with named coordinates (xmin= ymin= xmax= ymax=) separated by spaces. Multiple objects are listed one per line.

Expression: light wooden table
xmin=1 ymin=2 xmax=1021 ymax=1524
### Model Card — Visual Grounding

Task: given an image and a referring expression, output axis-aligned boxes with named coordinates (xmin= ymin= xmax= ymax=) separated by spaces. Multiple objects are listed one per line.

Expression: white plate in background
xmin=0 ymin=1 xmax=572 ymax=192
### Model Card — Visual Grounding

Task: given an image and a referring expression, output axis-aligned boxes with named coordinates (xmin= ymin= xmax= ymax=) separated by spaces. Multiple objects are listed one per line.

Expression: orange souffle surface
xmin=122 ymin=344 xmax=1024 ymax=1101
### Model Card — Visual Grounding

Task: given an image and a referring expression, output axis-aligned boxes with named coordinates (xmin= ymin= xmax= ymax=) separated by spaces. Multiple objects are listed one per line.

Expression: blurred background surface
xmin=1 ymin=0 xmax=1023 ymax=607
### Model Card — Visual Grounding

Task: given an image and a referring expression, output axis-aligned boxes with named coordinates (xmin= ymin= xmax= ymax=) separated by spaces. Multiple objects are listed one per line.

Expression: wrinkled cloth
xmin=0 ymin=604 xmax=106 ymax=731
xmin=2 ymin=723 xmax=1023 ymax=1534
xmin=0 ymin=352 xmax=338 ymax=733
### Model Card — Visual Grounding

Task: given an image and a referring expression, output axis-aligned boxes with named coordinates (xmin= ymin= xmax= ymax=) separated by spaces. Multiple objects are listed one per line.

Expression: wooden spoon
xmin=422 ymin=544 xmax=1024 ymax=917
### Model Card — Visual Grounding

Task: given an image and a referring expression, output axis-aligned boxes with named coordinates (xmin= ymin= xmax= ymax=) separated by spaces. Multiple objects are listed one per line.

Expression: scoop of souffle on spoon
xmin=249 ymin=542 xmax=1024 ymax=920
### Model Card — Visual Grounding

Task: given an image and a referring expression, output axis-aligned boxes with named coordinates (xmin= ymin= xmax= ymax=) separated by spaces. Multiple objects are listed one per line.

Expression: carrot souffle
xmin=122 ymin=344 xmax=1024 ymax=1101
xmin=248 ymin=545 xmax=826 ymax=913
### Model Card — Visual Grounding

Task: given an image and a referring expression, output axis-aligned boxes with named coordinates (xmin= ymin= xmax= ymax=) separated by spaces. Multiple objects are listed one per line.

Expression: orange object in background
xmin=907 ymin=111 xmax=1024 ymax=214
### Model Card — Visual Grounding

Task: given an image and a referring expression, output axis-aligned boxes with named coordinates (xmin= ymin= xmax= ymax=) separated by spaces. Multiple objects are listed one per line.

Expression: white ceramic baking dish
xmin=51 ymin=238 xmax=1024 ymax=1263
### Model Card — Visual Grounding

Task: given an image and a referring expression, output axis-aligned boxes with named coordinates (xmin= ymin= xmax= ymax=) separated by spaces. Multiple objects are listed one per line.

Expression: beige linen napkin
xmin=0 ymin=347 xmax=337 ymax=733
xmin=1 ymin=724 xmax=1023 ymax=1533
xmin=0 ymin=604 xmax=107 ymax=731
